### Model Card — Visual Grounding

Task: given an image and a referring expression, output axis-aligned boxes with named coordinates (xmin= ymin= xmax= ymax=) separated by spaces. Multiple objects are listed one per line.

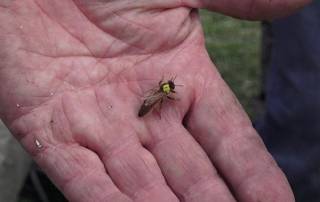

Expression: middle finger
xmin=143 ymin=118 xmax=236 ymax=202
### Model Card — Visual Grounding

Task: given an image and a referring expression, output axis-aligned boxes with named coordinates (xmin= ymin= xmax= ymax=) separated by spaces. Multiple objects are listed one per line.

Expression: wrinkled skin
xmin=0 ymin=0 xmax=311 ymax=202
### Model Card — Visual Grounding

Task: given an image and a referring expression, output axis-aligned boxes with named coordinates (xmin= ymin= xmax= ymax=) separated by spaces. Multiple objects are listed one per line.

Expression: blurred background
xmin=201 ymin=10 xmax=263 ymax=118
xmin=0 ymin=8 xmax=317 ymax=202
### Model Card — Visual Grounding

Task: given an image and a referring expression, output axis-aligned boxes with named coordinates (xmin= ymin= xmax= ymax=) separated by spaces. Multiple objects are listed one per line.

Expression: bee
xmin=138 ymin=77 xmax=181 ymax=117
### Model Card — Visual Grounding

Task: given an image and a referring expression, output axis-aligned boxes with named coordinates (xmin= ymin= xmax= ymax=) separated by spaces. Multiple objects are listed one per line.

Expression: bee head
xmin=168 ymin=80 xmax=175 ymax=90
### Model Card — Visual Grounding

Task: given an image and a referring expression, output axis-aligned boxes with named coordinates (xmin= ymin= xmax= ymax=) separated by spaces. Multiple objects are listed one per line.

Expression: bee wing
xmin=143 ymin=87 xmax=159 ymax=99
xmin=144 ymin=92 xmax=164 ymax=105
xmin=138 ymin=92 xmax=164 ymax=117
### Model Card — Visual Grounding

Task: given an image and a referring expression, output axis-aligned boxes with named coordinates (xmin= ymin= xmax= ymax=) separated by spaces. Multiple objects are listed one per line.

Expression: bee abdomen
xmin=138 ymin=106 xmax=149 ymax=117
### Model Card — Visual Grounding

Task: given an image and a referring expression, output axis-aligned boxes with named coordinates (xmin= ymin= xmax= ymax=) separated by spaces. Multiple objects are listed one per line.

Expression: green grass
xmin=200 ymin=10 xmax=262 ymax=118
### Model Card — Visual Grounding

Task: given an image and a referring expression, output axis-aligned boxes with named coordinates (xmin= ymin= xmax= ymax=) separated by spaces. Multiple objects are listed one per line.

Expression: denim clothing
xmin=255 ymin=2 xmax=320 ymax=202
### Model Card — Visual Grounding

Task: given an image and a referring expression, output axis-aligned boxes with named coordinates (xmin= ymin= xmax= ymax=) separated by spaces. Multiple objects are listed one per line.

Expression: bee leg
xmin=167 ymin=96 xmax=176 ymax=100
xmin=154 ymin=98 xmax=163 ymax=119
xmin=168 ymin=96 xmax=180 ymax=101
xmin=158 ymin=98 xmax=163 ymax=119
xmin=171 ymin=90 xmax=176 ymax=93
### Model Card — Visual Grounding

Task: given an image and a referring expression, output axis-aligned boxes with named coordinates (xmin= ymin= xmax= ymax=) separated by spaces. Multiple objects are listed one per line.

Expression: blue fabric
xmin=255 ymin=2 xmax=320 ymax=201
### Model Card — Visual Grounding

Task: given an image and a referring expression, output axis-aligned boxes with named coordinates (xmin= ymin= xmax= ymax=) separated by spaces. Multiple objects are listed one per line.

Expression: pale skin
xmin=0 ymin=0 xmax=311 ymax=202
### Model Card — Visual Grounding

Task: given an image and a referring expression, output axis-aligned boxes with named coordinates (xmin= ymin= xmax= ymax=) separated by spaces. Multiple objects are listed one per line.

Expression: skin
xmin=0 ymin=0 xmax=311 ymax=201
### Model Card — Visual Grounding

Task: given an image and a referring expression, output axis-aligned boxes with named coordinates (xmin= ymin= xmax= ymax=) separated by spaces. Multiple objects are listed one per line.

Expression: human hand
xmin=0 ymin=1 xmax=307 ymax=201
xmin=190 ymin=0 xmax=312 ymax=19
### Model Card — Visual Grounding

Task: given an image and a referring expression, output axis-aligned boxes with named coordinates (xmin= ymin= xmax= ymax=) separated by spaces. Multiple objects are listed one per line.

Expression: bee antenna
xmin=172 ymin=75 xmax=177 ymax=81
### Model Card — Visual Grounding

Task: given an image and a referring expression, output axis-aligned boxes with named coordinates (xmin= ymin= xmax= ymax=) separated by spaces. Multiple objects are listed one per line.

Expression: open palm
xmin=0 ymin=0 xmax=306 ymax=201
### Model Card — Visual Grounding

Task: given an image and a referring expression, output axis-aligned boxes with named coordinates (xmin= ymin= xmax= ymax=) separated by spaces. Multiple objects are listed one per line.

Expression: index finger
xmin=185 ymin=70 xmax=295 ymax=202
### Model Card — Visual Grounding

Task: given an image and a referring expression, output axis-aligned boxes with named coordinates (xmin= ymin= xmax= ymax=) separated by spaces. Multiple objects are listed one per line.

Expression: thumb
xmin=184 ymin=0 xmax=311 ymax=20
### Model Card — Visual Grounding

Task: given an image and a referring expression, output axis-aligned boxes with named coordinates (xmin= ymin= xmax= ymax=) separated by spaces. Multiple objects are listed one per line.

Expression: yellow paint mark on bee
xmin=162 ymin=83 xmax=171 ymax=94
